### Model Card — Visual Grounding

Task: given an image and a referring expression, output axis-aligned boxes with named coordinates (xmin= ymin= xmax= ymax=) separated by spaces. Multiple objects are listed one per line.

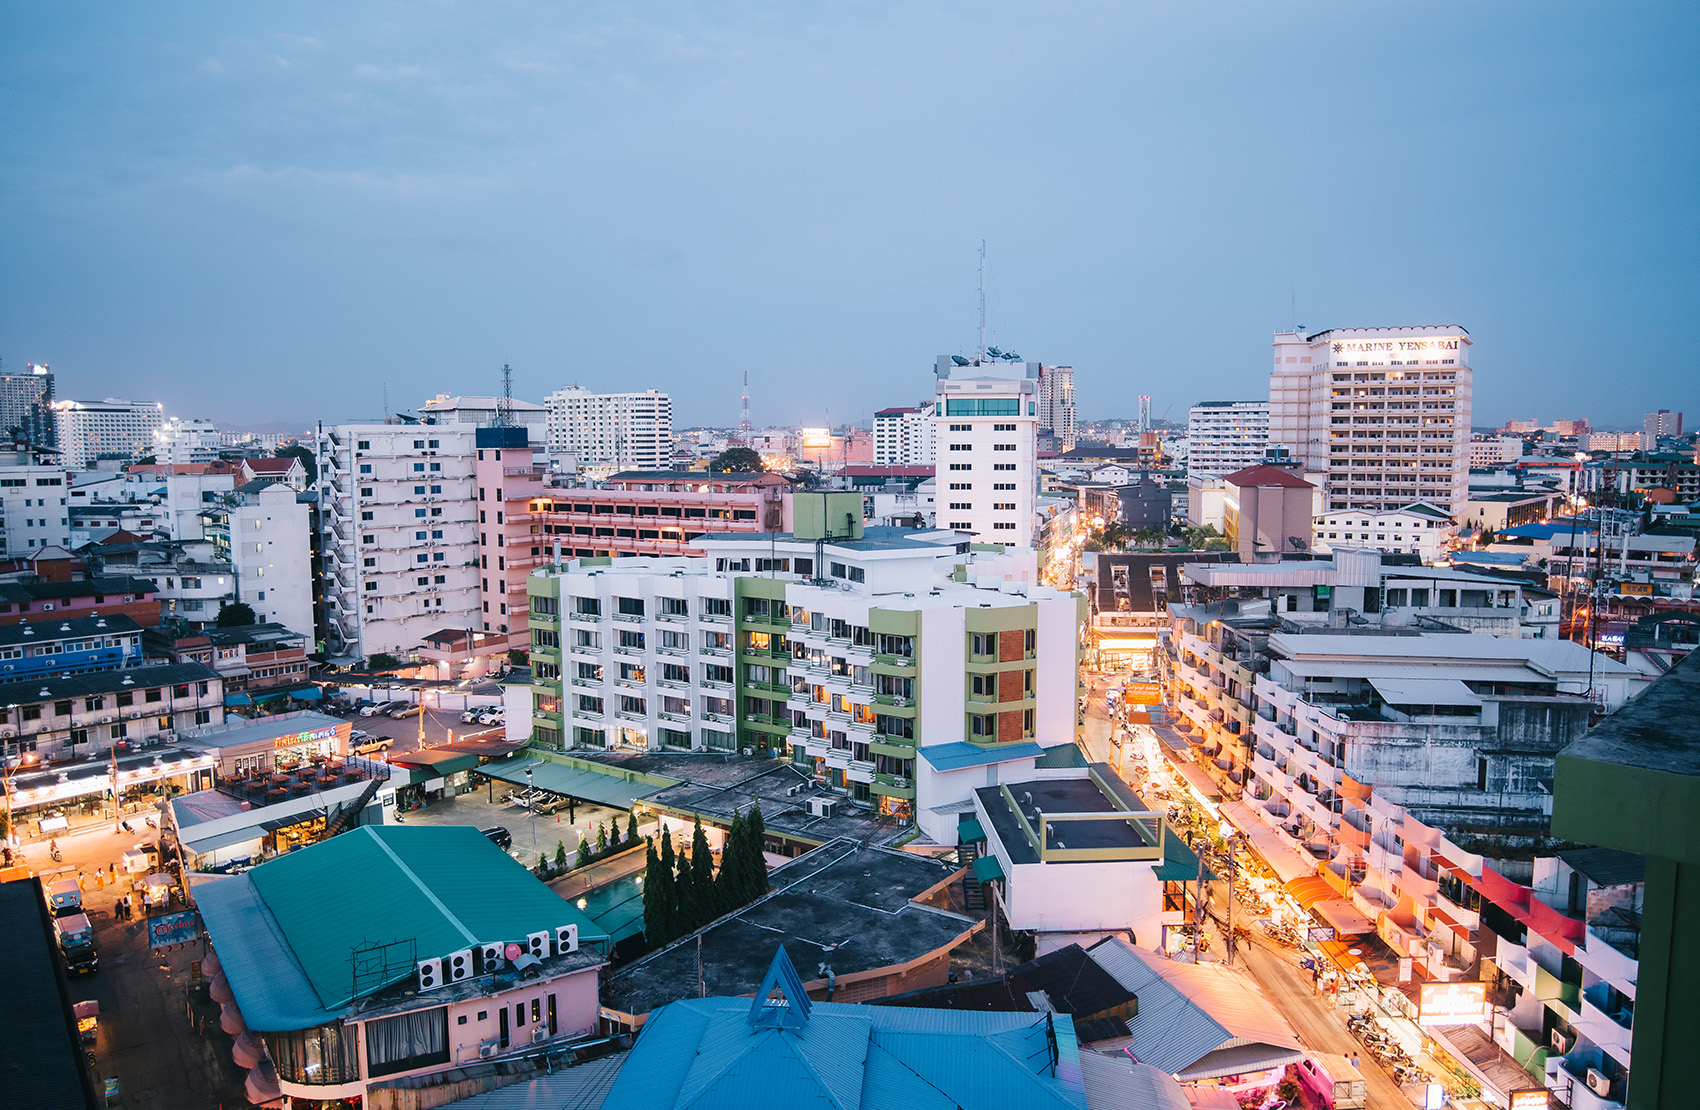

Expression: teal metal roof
xmin=919 ymin=741 xmax=1045 ymax=773
xmin=240 ymin=825 xmax=607 ymax=1012
xmin=603 ymin=986 xmax=1087 ymax=1110
xmin=1153 ymin=832 xmax=1215 ymax=883
xmin=957 ymin=818 xmax=986 ymax=843
xmin=480 ymin=759 xmax=664 ymax=810
xmin=971 ymin=855 xmax=1006 ymax=883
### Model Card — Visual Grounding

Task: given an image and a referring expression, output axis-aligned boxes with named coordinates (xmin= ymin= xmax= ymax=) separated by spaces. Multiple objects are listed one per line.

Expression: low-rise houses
xmin=1314 ymin=502 xmax=1454 ymax=562
xmin=0 ymin=661 xmax=224 ymax=762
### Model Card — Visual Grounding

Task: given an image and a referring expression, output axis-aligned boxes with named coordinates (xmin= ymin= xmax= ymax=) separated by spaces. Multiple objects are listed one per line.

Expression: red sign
xmin=1123 ymin=682 xmax=1162 ymax=705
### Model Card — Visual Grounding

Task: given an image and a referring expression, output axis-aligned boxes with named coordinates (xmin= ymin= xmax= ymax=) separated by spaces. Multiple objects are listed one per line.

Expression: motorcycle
xmin=49 ymin=840 xmax=62 ymax=863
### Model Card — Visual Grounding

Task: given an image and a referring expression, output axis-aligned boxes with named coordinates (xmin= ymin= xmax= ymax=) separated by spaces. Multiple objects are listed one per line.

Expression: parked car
xmin=476 ymin=707 xmax=505 ymax=725
xmin=480 ymin=827 xmax=512 ymax=850
xmin=461 ymin=708 xmax=484 ymax=724
xmin=359 ymin=700 xmax=399 ymax=717
xmin=351 ymin=736 xmax=394 ymax=756
xmin=387 ymin=703 xmax=423 ymax=719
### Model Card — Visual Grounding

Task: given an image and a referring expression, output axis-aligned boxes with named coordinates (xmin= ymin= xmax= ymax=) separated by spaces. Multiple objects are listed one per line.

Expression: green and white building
xmin=526 ymin=494 xmax=1084 ymax=844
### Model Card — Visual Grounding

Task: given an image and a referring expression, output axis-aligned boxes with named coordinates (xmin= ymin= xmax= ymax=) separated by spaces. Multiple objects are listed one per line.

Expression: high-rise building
xmin=202 ymin=479 xmax=315 ymax=638
xmin=526 ymin=499 xmax=1079 ymax=843
xmin=1186 ymin=400 xmax=1270 ymax=478
xmin=871 ymin=404 xmax=937 ymax=466
xmin=1644 ymin=409 xmax=1684 ymax=441
xmin=0 ymin=363 xmax=55 ymax=447
xmin=51 ymin=398 xmax=166 ymax=467
xmin=154 ymin=417 xmax=222 ymax=464
xmin=0 ymin=444 xmax=70 ymax=555
xmin=933 ymin=356 xmax=1039 ymax=550
xmin=1036 ymin=364 xmax=1077 ymax=451
xmin=543 ymin=387 xmax=672 ymax=471
xmin=1268 ymin=325 xmax=1472 ymax=515
xmin=314 ymin=423 xmax=480 ymax=663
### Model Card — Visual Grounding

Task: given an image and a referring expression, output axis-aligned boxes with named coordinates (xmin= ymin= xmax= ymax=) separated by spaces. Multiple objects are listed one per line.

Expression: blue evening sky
xmin=1 ymin=2 xmax=1695 ymax=430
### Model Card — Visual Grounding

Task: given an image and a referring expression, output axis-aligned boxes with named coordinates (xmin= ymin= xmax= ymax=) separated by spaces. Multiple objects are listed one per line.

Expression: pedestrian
xmin=1350 ymin=1051 xmax=1360 ymax=1071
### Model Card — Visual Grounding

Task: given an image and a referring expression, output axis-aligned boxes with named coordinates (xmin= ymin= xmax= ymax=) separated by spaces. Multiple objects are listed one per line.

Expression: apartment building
xmin=1268 ymin=326 xmax=1473 ymax=515
xmin=146 ymin=622 xmax=311 ymax=695
xmin=543 ymin=386 xmax=672 ymax=471
xmin=51 ymin=398 xmax=167 ymax=467
xmin=0 ymin=661 xmax=223 ymax=761
xmin=201 ymin=479 xmax=315 ymax=637
xmin=0 ymin=363 xmax=56 ymax=447
xmin=153 ymin=417 xmax=222 ymax=464
xmin=1641 ymin=409 xmax=1682 ymax=441
xmin=0 ymin=614 xmax=145 ymax=683
xmin=1186 ymin=401 xmax=1269 ymax=479
xmin=0 ymin=575 xmax=159 ymax=629
xmin=315 ymin=423 xmax=480 ymax=663
xmin=526 ymin=495 xmax=1080 ymax=844
xmin=86 ymin=540 xmax=239 ymax=624
xmin=933 ymin=356 xmax=1040 ymax=550
xmin=418 ymin=393 xmax=548 ymax=436
xmin=1313 ymin=502 xmax=1455 ymax=562
xmin=0 ymin=454 xmax=70 ymax=556
xmin=1469 ymin=435 xmax=1524 ymax=468
xmin=872 ymin=405 xmax=937 ymax=466
xmin=1036 ymin=364 xmax=1077 ymax=452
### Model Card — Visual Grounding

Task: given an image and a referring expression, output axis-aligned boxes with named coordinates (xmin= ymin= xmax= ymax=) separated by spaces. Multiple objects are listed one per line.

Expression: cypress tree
xmin=627 ymin=811 xmax=639 ymax=844
xmin=746 ymin=801 xmax=770 ymax=896
xmin=690 ymin=815 xmax=714 ymax=910
xmin=577 ymin=835 xmax=592 ymax=868
xmin=673 ymin=834 xmax=697 ymax=932
xmin=607 ymin=819 xmax=621 ymax=850
xmin=657 ymin=829 xmax=678 ymax=941
xmin=642 ymin=839 xmax=667 ymax=944
xmin=596 ymin=822 xmax=608 ymax=854
xmin=717 ymin=810 xmax=745 ymax=912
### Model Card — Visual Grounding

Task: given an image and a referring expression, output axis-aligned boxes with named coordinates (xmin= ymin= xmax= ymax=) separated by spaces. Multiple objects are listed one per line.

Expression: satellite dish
xmin=951 ymin=355 xmax=971 ymax=366
xmin=505 ymin=943 xmax=523 ymax=961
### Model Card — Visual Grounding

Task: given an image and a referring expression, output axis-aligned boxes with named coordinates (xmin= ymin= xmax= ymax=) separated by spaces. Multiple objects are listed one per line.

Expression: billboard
xmin=1123 ymin=682 xmax=1162 ymax=705
xmin=1418 ymin=980 xmax=1488 ymax=1026
xmin=148 ymin=910 xmax=200 ymax=950
xmin=1508 ymin=1090 xmax=1551 ymax=1110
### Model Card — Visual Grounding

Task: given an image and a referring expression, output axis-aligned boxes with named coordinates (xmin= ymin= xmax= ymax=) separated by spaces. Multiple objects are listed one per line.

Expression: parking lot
xmin=401 ymin=775 xmax=657 ymax=870
xmin=346 ymin=706 xmax=507 ymax=757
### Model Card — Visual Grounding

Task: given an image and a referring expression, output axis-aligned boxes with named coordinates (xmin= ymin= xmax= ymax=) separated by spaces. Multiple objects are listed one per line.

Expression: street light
xmin=524 ymin=766 xmax=536 ymax=859
xmin=2 ymin=752 xmax=34 ymax=857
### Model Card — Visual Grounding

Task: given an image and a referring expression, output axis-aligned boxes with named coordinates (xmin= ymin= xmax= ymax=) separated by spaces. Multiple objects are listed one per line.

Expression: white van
xmin=1296 ymin=1053 xmax=1367 ymax=1109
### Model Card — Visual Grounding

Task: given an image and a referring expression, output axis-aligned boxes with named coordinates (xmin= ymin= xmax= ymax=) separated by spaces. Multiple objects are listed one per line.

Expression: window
xmin=948 ymin=443 xmax=970 ymax=452
xmin=365 ymin=1008 xmax=450 ymax=1078
xmin=971 ymin=633 xmax=996 ymax=656
xmin=944 ymin=397 xmax=1019 ymax=416
xmin=660 ymin=596 xmax=687 ymax=617
xmin=949 ymin=483 xmax=972 ymax=490
xmin=993 ymin=482 xmax=1015 ymax=490
xmin=993 ymin=443 xmax=1016 ymax=452
xmin=579 ymin=695 xmax=605 ymax=714
xmin=992 ymin=423 xmax=1016 ymax=431
xmin=993 ymin=463 xmax=1015 ymax=471
xmin=948 ymin=423 xmax=971 ymax=431
xmin=949 ymin=502 xmax=971 ymax=510
xmin=948 ymin=463 xmax=971 ymax=471
xmin=618 ymin=629 xmax=644 ymax=650
xmin=971 ymin=672 xmax=997 ymax=697
xmin=969 ymin=713 xmax=997 ymax=737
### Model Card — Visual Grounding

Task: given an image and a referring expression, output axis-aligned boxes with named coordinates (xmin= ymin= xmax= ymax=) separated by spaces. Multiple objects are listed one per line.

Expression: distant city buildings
xmin=1036 ymin=363 xmax=1077 ymax=451
xmin=1268 ymin=325 xmax=1472 ymax=516
xmin=934 ymin=356 xmax=1040 ymax=550
xmin=0 ymin=363 xmax=56 ymax=447
xmin=153 ymin=417 xmax=222 ymax=464
xmin=872 ymin=403 xmax=937 ymax=466
xmin=1643 ymin=408 xmax=1683 ymax=441
xmin=544 ymin=386 xmax=672 ymax=472
xmin=1186 ymin=400 xmax=1269 ymax=478
xmin=51 ymin=397 xmax=166 ymax=467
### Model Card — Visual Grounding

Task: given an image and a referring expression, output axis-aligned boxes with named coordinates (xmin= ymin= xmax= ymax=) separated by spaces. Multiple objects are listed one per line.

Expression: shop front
xmin=176 ymin=711 xmax=351 ymax=781
xmin=5 ymin=751 xmax=218 ymax=839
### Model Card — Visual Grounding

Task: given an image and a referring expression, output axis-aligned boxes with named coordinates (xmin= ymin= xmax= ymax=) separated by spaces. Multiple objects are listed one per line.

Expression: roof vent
xmin=39 ymin=688 xmax=51 ymax=698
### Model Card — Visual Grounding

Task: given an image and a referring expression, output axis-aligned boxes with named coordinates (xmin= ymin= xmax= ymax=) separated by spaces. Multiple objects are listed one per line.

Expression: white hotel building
xmin=1186 ymin=400 xmax=1269 ymax=478
xmin=933 ymin=357 xmax=1040 ymax=551
xmin=52 ymin=398 xmax=166 ymax=468
xmin=526 ymin=494 xmax=1080 ymax=844
xmin=1268 ymin=326 xmax=1473 ymax=516
xmin=872 ymin=404 xmax=937 ymax=466
xmin=543 ymin=387 xmax=672 ymax=472
xmin=315 ymin=424 xmax=480 ymax=662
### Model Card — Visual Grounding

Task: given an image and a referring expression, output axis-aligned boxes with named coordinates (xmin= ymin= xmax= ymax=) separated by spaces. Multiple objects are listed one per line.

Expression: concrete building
xmin=418 ymin=393 xmax=548 ymax=437
xmin=194 ymin=825 xmax=608 ymax=1107
xmin=153 ymin=417 xmax=222 ymax=464
xmin=1469 ymin=435 xmax=1525 ymax=468
xmin=1222 ymin=465 xmax=1315 ymax=562
xmin=0 ymin=453 xmax=71 ymax=556
xmin=1314 ymin=502 xmax=1454 ymax=562
xmin=0 ymin=363 xmax=56 ymax=447
xmin=543 ymin=386 xmax=672 ymax=472
xmin=0 ymin=614 xmax=144 ymax=686
xmin=85 ymin=540 xmax=238 ymax=625
xmin=1114 ymin=479 xmax=1173 ymax=530
xmin=50 ymin=398 xmax=166 ymax=467
xmin=314 ymin=423 xmax=480 ymax=664
xmin=1642 ymin=409 xmax=1683 ymax=442
xmin=0 ymin=575 xmax=160 ymax=629
xmin=1037 ymin=364 xmax=1077 ymax=452
xmin=934 ymin=356 xmax=1040 ymax=550
xmin=0 ymin=661 xmax=223 ymax=762
xmin=1186 ymin=400 xmax=1269 ymax=479
xmin=201 ymin=480 xmax=314 ymax=637
xmin=526 ymin=497 xmax=1079 ymax=842
xmin=147 ymin=622 xmax=311 ymax=697
xmin=872 ymin=404 xmax=938 ymax=466
xmin=1268 ymin=326 xmax=1472 ymax=516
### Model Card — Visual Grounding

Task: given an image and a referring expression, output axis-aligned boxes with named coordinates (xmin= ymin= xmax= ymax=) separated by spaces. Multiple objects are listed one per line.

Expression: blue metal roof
xmin=919 ymin=741 xmax=1045 ymax=773
xmin=195 ymin=874 xmax=343 ymax=1032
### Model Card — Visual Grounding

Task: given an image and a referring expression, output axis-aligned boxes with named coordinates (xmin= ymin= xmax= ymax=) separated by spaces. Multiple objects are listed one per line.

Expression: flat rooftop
xmin=177 ymin=710 xmax=344 ymax=750
xmin=977 ymin=775 xmax=1156 ymax=865
xmin=604 ymin=839 xmax=975 ymax=1019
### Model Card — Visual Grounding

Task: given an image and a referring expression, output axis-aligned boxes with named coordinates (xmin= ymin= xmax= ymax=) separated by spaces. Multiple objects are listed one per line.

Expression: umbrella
xmin=245 ymin=1059 xmax=281 ymax=1104
xmin=232 ymin=1031 xmax=265 ymax=1069
xmin=201 ymin=949 xmax=222 ymax=979
xmin=209 ymin=972 xmax=234 ymax=1004
xmin=219 ymin=1002 xmax=246 ymax=1035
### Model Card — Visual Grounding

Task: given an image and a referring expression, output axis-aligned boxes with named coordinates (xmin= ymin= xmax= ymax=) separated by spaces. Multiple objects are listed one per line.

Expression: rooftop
xmin=0 ymin=575 xmax=155 ymax=602
xmin=1224 ymin=464 xmax=1313 ymax=489
xmin=604 ymin=840 xmax=975 ymax=1020
xmin=0 ymin=660 xmax=219 ymax=706
xmin=0 ymin=882 xmax=96 ymax=1110
xmin=177 ymin=709 xmax=342 ymax=751
xmin=0 ymin=612 xmax=141 ymax=646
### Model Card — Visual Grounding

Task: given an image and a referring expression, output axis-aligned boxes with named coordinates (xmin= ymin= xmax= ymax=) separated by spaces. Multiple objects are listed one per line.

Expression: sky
xmin=1 ymin=2 xmax=1696 ymax=432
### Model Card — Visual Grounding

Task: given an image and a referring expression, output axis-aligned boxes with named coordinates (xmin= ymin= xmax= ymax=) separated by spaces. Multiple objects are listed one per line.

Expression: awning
xmin=251 ymin=690 xmax=292 ymax=704
xmin=479 ymin=760 xmax=662 ymax=810
xmin=392 ymin=753 xmax=481 ymax=777
xmin=1368 ymin=677 xmax=1481 ymax=707
xmin=289 ymin=687 xmax=323 ymax=701
xmin=957 ymin=818 xmax=986 ymax=843
xmin=971 ymin=855 xmax=1005 ymax=883
xmin=1314 ymin=899 xmax=1375 ymax=937
xmin=1220 ymin=801 xmax=1315 ymax=885
xmin=224 ymin=693 xmax=253 ymax=707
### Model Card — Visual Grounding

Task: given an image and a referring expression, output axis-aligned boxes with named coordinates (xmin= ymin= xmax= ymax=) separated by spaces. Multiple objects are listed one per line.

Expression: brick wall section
xmin=998 ymin=629 xmax=1025 ymax=662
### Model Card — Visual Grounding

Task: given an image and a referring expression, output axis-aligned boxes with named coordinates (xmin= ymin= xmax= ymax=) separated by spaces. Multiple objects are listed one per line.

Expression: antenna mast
xmin=739 ymin=371 xmax=752 ymax=442
xmin=977 ymin=240 xmax=987 ymax=362
xmin=496 ymin=364 xmax=513 ymax=428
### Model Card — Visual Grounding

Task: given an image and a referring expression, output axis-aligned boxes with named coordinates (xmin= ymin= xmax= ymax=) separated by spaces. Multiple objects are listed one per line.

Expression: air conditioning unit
xmin=444 ymin=948 xmax=474 ymax=983
xmin=740 ymin=747 xmax=753 ymax=756
xmin=477 ymin=1042 xmax=498 ymax=1059
xmin=1587 ymin=1069 xmax=1611 ymax=1097
xmin=415 ymin=957 xmax=443 ymax=991
xmin=1550 ymin=1027 xmax=1575 ymax=1054
xmin=556 ymin=924 xmax=579 ymax=954
xmin=531 ymin=1027 xmax=549 ymax=1044
xmin=809 ymin=797 xmax=840 ymax=818
xmin=101 ymin=716 xmax=113 ymax=724
xmin=526 ymin=930 xmax=550 ymax=960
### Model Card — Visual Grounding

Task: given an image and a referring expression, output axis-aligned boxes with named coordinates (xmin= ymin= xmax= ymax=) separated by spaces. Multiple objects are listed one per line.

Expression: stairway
xmin=959 ymin=839 xmax=986 ymax=911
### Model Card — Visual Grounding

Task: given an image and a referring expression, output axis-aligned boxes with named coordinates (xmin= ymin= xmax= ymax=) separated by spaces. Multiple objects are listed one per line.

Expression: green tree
xmin=607 ymin=819 xmax=621 ymax=851
xmin=215 ymin=602 xmax=257 ymax=627
xmin=716 ymin=810 xmax=746 ymax=909
xmin=576 ymin=835 xmax=592 ymax=868
xmin=673 ymin=834 xmax=697 ymax=934
xmin=642 ymin=839 xmax=669 ymax=944
xmin=690 ymin=815 xmax=714 ymax=903
xmin=708 ymin=446 xmax=763 ymax=473
xmin=507 ymin=648 xmax=529 ymax=667
xmin=366 ymin=653 xmax=404 ymax=672
xmin=555 ymin=840 xmax=569 ymax=869
xmin=745 ymin=802 xmax=769 ymax=896
xmin=656 ymin=829 xmax=679 ymax=941
xmin=626 ymin=811 xmax=639 ymax=844
xmin=596 ymin=822 xmax=608 ymax=853
xmin=274 ymin=444 xmax=318 ymax=485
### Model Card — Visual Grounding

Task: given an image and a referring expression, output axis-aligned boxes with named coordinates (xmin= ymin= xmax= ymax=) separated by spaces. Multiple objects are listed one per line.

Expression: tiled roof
xmin=1223 ymin=465 xmax=1313 ymax=489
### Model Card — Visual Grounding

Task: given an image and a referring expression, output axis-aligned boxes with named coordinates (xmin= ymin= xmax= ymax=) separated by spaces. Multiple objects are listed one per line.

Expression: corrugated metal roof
xmin=241 ymin=825 xmax=606 ymax=1012
xmin=919 ymin=741 xmax=1045 ymax=772
xmin=1079 ymin=1053 xmax=1189 ymax=1110
xmin=195 ymin=874 xmax=342 ymax=1032
xmin=602 ymin=995 xmax=1089 ymax=1110
xmin=1367 ymin=677 xmax=1482 ymax=707
xmin=480 ymin=760 xmax=663 ymax=810
xmin=1084 ymin=940 xmax=1302 ymax=1080
xmin=1278 ymin=659 xmax=1542 ymax=684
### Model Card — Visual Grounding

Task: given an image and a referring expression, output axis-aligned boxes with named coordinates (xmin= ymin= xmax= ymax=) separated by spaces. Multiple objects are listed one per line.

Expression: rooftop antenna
xmin=382 ymin=383 xmax=390 ymax=418
xmin=495 ymin=364 xmax=513 ymax=428
xmin=977 ymin=240 xmax=987 ymax=362
xmin=739 ymin=372 xmax=751 ymax=442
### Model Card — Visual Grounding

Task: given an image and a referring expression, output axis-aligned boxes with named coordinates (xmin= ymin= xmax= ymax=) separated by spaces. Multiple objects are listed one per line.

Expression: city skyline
xmin=3 ymin=4 xmax=1697 ymax=429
